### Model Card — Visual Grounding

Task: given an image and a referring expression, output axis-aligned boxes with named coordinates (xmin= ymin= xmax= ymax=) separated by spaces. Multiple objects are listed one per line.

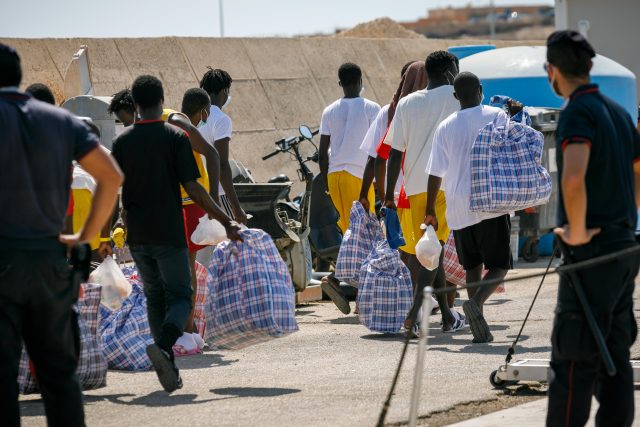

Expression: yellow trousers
xmin=406 ymin=191 xmax=449 ymax=248
xmin=71 ymin=189 xmax=100 ymax=250
xmin=327 ymin=171 xmax=375 ymax=234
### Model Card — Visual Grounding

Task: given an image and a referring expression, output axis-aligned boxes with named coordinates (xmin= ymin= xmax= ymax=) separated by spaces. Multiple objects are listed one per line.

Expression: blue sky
xmin=2 ymin=0 xmax=553 ymax=38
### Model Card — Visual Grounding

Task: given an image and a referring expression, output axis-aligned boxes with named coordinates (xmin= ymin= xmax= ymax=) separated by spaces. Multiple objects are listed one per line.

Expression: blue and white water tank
xmin=454 ymin=46 xmax=637 ymax=123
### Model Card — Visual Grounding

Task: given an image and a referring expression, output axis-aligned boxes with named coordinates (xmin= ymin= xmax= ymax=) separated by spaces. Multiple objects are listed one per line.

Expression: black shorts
xmin=453 ymin=214 xmax=513 ymax=271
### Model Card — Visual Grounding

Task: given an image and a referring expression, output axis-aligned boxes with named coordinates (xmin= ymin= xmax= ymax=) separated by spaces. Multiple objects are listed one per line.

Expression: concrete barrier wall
xmin=1 ymin=36 xmax=541 ymax=191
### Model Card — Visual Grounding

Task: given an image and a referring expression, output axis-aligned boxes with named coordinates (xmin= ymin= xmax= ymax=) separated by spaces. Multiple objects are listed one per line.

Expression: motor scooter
xmin=231 ymin=125 xmax=343 ymax=291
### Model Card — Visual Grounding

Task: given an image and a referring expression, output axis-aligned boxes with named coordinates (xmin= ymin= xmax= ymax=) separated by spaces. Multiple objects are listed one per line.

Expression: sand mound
xmin=337 ymin=17 xmax=423 ymax=39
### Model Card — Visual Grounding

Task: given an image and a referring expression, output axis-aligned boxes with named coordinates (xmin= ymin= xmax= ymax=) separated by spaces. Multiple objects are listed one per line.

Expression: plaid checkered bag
xmin=357 ymin=240 xmax=413 ymax=333
xmin=470 ymin=119 xmax=552 ymax=213
xmin=335 ymin=202 xmax=384 ymax=286
xmin=18 ymin=283 xmax=108 ymax=394
xmin=203 ymin=228 xmax=298 ymax=350
xmin=443 ymin=233 xmax=466 ymax=287
xmin=99 ymin=280 xmax=154 ymax=371
xmin=193 ymin=261 xmax=208 ymax=336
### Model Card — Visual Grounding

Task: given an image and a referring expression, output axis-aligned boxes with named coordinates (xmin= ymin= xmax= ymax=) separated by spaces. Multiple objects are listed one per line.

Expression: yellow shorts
xmin=327 ymin=171 xmax=375 ymax=234
xmin=407 ymin=191 xmax=449 ymax=245
xmin=398 ymin=208 xmax=415 ymax=255
xmin=71 ymin=189 xmax=100 ymax=250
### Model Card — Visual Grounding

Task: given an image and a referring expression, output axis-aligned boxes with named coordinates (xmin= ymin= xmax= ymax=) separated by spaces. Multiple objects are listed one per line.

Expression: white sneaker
xmin=191 ymin=332 xmax=206 ymax=351
xmin=173 ymin=332 xmax=199 ymax=357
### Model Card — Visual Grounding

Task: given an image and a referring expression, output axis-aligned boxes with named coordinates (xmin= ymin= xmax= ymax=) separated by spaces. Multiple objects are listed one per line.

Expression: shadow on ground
xmin=177 ymin=353 xmax=239 ymax=370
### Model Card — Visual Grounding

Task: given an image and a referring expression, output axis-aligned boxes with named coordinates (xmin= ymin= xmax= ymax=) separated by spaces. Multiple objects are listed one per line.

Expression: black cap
xmin=547 ymin=30 xmax=596 ymax=58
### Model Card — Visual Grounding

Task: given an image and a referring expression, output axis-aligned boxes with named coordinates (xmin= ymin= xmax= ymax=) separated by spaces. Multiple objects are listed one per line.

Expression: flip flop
xmin=462 ymin=300 xmax=493 ymax=343
xmin=321 ymin=276 xmax=351 ymax=315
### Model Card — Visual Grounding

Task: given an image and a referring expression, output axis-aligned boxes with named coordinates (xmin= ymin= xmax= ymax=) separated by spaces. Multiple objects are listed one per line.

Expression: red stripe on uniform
xmin=634 ymin=156 xmax=640 ymax=164
xmin=565 ymin=361 xmax=575 ymax=427
xmin=561 ymin=137 xmax=592 ymax=152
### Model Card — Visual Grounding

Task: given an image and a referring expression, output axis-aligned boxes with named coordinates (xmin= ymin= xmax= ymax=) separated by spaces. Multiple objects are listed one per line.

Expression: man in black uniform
xmin=0 ymin=44 xmax=123 ymax=426
xmin=545 ymin=31 xmax=640 ymax=427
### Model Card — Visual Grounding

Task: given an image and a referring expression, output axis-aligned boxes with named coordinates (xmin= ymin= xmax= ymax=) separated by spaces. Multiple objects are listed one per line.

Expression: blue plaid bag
xmin=470 ymin=118 xmax=552 ymax=213
xmin=204 ymin=228 xmax=298 ymax=350
xmin=335 ymin=202 xmax=384 ymax=286
xmin=99 ymin=281 xmax=154 ymax=371
xmin=357 ymin=241 xmax=413 ymax=333
xmin=18 ymin=283 xmax=108 ymax=394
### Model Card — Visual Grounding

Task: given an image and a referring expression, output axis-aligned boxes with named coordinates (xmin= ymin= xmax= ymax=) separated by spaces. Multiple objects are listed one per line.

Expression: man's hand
xmin=424 ymin=212 xmax=438 ymax=231
xmin=359 ymin=197 xmax=370 ymax=212
xmin=554 ymin=224 xmax=600 ymax=246
xmin=507 ymin=100 xmax=524 ymax=117
xmin=58 ymin=233 xmax=85 ymax=256
xmin=97 ymin=242 xmax=113 ymax=259
xmin=233 ymin=208 xmax=248 ymax=225
xmin=225 ymin=222 xmax=244 ymax=242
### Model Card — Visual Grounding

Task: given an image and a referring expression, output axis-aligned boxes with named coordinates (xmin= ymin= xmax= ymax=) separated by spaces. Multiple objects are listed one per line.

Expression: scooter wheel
xmin=490 ymin=370 xmax=505 ymax=388
xmin=522 ymin=238 xmax=540 ymax=263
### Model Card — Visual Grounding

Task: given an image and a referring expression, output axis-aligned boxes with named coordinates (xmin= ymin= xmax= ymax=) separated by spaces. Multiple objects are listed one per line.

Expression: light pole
xmin=219 ymin=0 xmax=225 ymax=37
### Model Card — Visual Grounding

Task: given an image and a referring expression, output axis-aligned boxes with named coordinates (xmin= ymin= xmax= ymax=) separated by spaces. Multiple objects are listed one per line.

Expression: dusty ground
xmin=19 ymin=259 xmax=640 ymax=427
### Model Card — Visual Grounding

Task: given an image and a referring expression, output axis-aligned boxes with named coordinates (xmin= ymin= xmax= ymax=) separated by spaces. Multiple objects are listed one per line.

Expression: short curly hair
xmin=425 ymin=50 xmax=458 ymax=80
xmin=199 ymin=67 xmax=232 ymax=96
xmin=131 ymin=75 xmax=164 ymax=109
xmin=108 ymin=88 xmax=135 ymax=115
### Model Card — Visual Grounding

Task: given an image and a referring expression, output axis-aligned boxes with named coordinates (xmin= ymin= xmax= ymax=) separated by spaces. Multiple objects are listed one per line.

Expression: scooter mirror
xmin=299 ymin=125 xmax=313 ymax=140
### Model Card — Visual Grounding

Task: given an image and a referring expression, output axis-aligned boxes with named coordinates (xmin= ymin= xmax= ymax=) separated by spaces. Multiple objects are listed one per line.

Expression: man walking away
xmin=199 ymin=68 xmax=247 ymax=224
xmin=544 ymin=31 xmax=640 ymax=427
xmin=384 ymin=51 xmax=462 ymax=335
xmin=318 ymin=62 xmax=380 ymax=314
xmin=111 ymin=75 xmax=241 ymax=393
xmin=425 ymin=72 xmax=511 ymax=343
xmin=25 ymin=83 xmax=56 ymax=105
xmin=0 ymin=43 xmax=123 ymax=427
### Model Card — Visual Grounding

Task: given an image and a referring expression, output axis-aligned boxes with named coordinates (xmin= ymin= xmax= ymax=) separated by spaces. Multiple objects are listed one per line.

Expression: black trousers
xmin=547 ymin=230 xmax=639 ymax=427
xmin=0 ymin=244 xmax=84 ymax=427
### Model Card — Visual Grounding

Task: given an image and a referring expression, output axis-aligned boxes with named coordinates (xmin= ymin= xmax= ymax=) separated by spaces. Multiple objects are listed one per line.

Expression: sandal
xmin=321 ymin=275 xmax=351 ymax=315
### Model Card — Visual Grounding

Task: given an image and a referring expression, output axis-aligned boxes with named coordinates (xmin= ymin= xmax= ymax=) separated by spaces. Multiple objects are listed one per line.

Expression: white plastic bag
xmin=415 ymin=225 xmax=442 ymax=271
xmin=191 ymin=214 xmax=227 ymax=246
xmin=88 ymin=256 xmax=131 ymax=310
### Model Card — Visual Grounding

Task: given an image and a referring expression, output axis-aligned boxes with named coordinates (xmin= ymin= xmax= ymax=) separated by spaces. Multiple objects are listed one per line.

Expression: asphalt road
xmin=19 ymin=260 xmax=640 ymax=426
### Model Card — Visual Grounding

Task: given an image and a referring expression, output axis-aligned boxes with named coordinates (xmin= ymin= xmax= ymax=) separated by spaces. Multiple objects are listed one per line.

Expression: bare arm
xmin=374 ymin=155 xmax=387 ymax=203
xmin=319 ymin=134 xmax=331 ymax=191
xmin=61 ymin=147 xmax=123 ymax=248
xmin=167 ymin=113 xmax=220 ymax=203
xmin=635 ymin=161 xmax=640 ymax=208
xmin=358 ymin=156 xmax=376 ymax=211
xmin=423 ymin=175 xmax=443 ymax=230
xmin=183 ymin=180 xmax=242 ymax=241
xmin=555 ymin=144 xmax=600 ymax=245
xmin=214 ymin=137 xmax=246 ymax=224
xmin=384 ymin=148 xmax=403 ymax=207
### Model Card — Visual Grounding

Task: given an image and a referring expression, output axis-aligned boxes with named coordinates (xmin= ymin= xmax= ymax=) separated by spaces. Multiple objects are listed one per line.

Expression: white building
xmin=555 ymin=0 xmax=640 ymax=100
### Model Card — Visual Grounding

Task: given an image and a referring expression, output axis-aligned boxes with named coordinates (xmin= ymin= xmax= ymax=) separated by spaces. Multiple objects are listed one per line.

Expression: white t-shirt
xmin=320 ymin=97 xmax=381 ymax=178
xmin=360 ymin=104 xmax=389 ymax=158
xmin=200 ymin=105 xmax=233 ymax=196
xmin=71 ymin=164 xmax=96 ymax=193
xmin=359 ymin=105 xmax=402 ymax=194
xmin=427 ymin=105 xmax=509 ymax=230
xmin=388 ymin=86 xmax=459 ymax=197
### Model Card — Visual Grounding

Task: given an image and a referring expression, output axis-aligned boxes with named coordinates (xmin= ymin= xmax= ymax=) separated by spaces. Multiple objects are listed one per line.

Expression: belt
xmin=0 ymin=237 xmax=65 ymax=251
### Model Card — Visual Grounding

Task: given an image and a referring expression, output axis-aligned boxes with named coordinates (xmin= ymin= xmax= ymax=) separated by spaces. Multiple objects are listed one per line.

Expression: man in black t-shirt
xmin=545 ymin=31 xmax=640 ymax=427
xmin=112 ymin=75 xmax=241 ymax=393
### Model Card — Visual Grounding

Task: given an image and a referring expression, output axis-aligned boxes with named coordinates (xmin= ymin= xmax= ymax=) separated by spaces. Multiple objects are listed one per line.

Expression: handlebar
xmin=311 ymin=129 xmax=319 ymax=136
xmin=262 ymin=150 xmax=281 ymax=161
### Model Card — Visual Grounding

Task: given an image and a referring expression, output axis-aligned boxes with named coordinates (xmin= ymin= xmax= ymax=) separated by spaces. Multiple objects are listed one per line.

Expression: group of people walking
xmin=1 ymin=28 xmax=640 ymax=427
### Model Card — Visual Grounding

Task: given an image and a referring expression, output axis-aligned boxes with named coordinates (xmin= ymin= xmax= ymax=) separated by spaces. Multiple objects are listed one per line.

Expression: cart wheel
xmin=522 ymin=238 xmax=539 ymax=263
xmin=490 ymin=370 xmax=505 ymax=388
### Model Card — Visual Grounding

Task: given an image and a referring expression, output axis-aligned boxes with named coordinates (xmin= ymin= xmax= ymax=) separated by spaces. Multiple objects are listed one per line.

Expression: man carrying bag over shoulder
xmin=0 ymin=44 xmax=123 ymax=427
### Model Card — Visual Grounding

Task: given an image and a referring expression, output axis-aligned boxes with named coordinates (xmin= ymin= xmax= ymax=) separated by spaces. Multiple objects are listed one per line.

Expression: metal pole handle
xmin=409 ymin=287 xmax=433 ymax=427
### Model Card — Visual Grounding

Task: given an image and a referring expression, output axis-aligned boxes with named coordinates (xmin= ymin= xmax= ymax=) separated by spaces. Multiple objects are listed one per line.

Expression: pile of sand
xmin=336 ymin=17 xmax=423 ymax=39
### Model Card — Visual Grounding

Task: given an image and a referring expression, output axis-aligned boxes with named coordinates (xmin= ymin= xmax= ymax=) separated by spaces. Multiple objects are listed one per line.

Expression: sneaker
xmin=173 ymin=333 xmax=199 ymax=357
xmin=443 ymin=317 xmax=466 ymax=333
xmin=406 ymin=323 xmax=421 ymax=339
xmin=147 ymin=344 xmax=183 ymax=393
xmin=452 ymin=309 xmax=466 ymax=325
xmin=321 ymin=276 xmax=351 ymax=315
xmin=192 ymin=333 xmax=206 ymax=351
xmin=430 ymin=296 xmax=440 ymax=315
xmin=462 ymin=300 xmax=493 ymax=343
